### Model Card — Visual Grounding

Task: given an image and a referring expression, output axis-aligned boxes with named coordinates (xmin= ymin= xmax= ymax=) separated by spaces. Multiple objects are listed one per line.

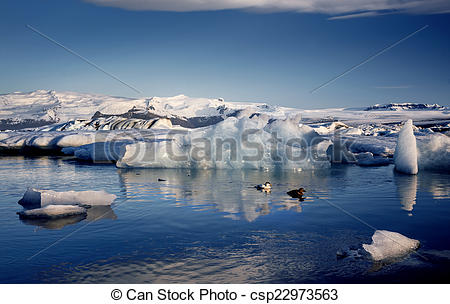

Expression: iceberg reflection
xmin=395 ymin=174 xmax=418 ymax=212
xmin=117 ymin=169 xmax=328 ymax=222
xmin=18 ymin=205 xmax=117 ymax=229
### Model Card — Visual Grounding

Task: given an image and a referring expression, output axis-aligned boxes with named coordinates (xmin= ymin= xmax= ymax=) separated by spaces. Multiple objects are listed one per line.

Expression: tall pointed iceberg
xmin=394 ymin=119 xmax=418 ymax=175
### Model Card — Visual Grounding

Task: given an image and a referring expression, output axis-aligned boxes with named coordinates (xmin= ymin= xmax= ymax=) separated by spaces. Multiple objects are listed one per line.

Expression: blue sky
xmin=0 ymin=0 xmax=449 ymax=108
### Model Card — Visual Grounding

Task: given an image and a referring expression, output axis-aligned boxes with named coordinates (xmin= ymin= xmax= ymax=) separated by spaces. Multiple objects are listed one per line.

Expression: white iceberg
xmin=363 ymin=230 xmax=420 ymax=261
xmin=417 ymin=133 xmax=450 ymax=172
xmin=116 ymin=116 xmax=330 ymax=170
xmin=394 ymin=120 xmax=418 ymax=174
xmin=18 ymin=188 xmax=116 ymax=209
xmin=17 ymin=205 xmax=87 ymax=219
xmin=62 ymin=142 xmax=125 ymax=162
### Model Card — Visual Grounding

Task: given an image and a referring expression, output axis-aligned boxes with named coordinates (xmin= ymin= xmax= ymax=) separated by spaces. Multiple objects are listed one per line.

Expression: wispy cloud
xmin=375 ymin=85 xmax=412 ymax=89
xmin=84 ymin=0 xmax=450 ymax=17
xmin=328 ymin=11 xmax=391 ymax=20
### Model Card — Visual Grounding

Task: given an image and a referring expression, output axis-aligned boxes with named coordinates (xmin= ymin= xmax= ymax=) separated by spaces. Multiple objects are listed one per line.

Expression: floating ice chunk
xmin=337 ymin=127 xmax=362 ymax=136
xmin=417 ymin=133 xmax=450 ymax=172
xmin=348 ymin=136 xmax=395 ymax=157
xmin=117 ymin=116 xmax=330 ymax=170
xmin=362 ymin=230 xmax=420 ymax=261
xmin=336 ymin=246 xmax=364 ymax=259
xmin=25 ymin=133 xmax=58 ymax=149
xmin=74 ymin=148 xmax=91 ymax=160
xmin=356 ymin=152 xmax=391 ymax=166
xmin=311 ymin=121 xmax=350 ymax=135
xmin=326 ymin=140 xmax=356 ymax=164
xmin=394 ymin=120 xmax=418 ymax=174
xmin=17 ymin=205 xmax=87 ymax=219
xmin=68 ymin=142 xmax=124 ymax=162
xmin=18 ymin=188 xmax=116 ymax=209
xmin=55 ymin=133 xmax=95 ymax=148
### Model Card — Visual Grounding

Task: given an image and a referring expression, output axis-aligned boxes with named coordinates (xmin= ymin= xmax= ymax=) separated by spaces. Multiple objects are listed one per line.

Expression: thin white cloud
xmin=84 ymin=0 xmax=450 ymax=17
xmin=328 ymin=11 xmax=389 ymax=20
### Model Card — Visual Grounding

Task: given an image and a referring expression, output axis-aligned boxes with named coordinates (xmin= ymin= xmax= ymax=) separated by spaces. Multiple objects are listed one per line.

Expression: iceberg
xmin=17 ymin=205 xmax=87 ymax=219
xmin=18 ymin=188 xmax=116 ymax=209
xmin=394 ymin=120 xmax=418 ymax=174
xmin=417 ymin=133 xmax=450 ymax=172
xmin=363 ymin=230 xmax=420 ymax=261
xmin=116 ymin=116 xmax=330 ymax=170
xmin=326 ymin=139 xmax=356 ymax=164
xmin=1 ymin=90 xmax=448 ymax=174
xmin=63 ymin=142 xmax=125 ymax=162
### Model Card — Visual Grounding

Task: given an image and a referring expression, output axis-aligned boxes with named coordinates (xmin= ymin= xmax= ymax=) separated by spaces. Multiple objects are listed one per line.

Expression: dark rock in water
xmin=158 ymin=178 xmax=166 ymax=182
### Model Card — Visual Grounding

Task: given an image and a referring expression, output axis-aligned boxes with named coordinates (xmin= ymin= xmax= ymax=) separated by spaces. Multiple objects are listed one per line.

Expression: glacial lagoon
xmin=0 ymin=156 xmax=449 ymax=283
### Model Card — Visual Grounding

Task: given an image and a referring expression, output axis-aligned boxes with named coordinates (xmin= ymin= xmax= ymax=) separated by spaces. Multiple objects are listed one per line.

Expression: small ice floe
xmin=336 ymin=246 xmax=365 ymax=259
xmin=17 ymin=205 xmax=87 ymax=220
xmin=18 ymin=188 xmax=116 ymax=209
xmin=394 ymin=120 xmax=418 ymax=174
xmin=362 ymin=230 xmax=420 ymax=261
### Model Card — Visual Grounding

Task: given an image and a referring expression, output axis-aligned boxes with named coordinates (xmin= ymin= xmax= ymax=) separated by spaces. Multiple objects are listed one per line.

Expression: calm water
xmin=0 ymin=156 xmax=449 ymax=283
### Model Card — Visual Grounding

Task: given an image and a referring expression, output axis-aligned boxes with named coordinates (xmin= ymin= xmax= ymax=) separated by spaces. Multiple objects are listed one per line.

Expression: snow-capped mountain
xmin=0 ymin=90 xmax=449 ymax=132
xmin=365 ymin=103 xmax=446 ymax=111
xmin=0 ymin=90 xmax=282 ymax=131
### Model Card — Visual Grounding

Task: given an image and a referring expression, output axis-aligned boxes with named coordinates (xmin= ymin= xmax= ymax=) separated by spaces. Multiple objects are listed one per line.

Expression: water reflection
xmin=394 ymin=171 xmax=450 ymax=214
xmin=276 ymin=199 xmax=304 ymax=212
xmin=85 ymin=205 xmax=117 ymax=222
xmin=18 ymin=206 xmax=117 ymax=230
xmin=395 ymin=174 xmax=418 ymax=212
xmin=417 ymin=172 xmax=450 ymax=201
xmin=2 ymin=156 xmax=450 ymax=283
xmin=117 ymin=169 xmax=330 ymax=222
xmin=20 ymin=214 xmax=87 ymax=230
xmin=37 ymin=231 xmax=357 ymax=284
